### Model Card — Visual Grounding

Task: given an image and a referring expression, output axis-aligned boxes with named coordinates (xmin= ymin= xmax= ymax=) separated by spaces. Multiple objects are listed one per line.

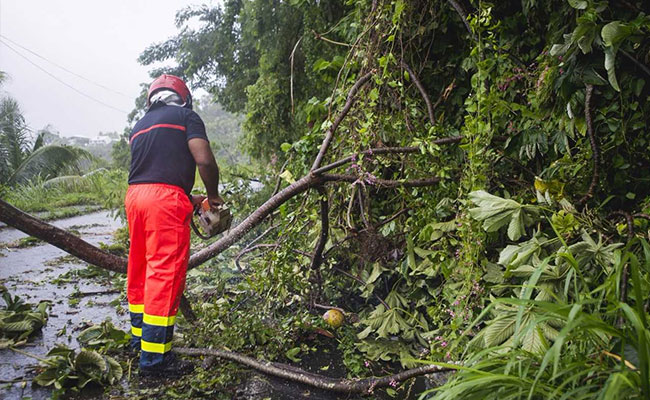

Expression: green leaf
xmin=280 ymin=142 xmax=292 ymax=152
xmin=567 ymin=0 xmax=588 ymax=9
xmin=278 ymin=169 xmax=295 ymax=184
xmin=469 ymin=191 xmax=539 ymax=241
xmin=601 ymin=21 xmax=634 ymax=49
xmin=604 ymin=47 xmax=620 ymax=91
xmin=367 ymin=263 xmax=383 ymax=285
xmin=285 ymin=347 xmax=302 ymax=362
xmin=312 ymin=59 xmax=331 ymax=72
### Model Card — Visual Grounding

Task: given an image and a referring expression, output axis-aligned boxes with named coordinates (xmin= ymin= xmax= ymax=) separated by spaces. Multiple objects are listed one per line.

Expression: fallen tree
xmin=0 ymin=70 xmax=468 ymax=391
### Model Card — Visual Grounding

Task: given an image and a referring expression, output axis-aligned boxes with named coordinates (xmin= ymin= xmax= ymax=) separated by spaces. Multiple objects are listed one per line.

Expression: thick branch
xmin=311 ymin=72 xmax=373 ymax=171
xmin=189 ymin=174 xmax=324 ymax=269
xmin=310 ymin=186 xmax=329 ymax=270
xmin=578 ymin=84 xmax=599 ymax=206
xmin=313 ymin=135 xmax=464 ymax=175
xmin=401 ymin=61 xmax=435 ymax=125
xmin=447 ymin=0 xmax=476 ymax=40
xmin=323 ymin=174 xmax=441 ymax=188
xmin=0 ymin=199 xmax=126 ymax=272
xmin=174 ymin=347 xmax=452 ymax=393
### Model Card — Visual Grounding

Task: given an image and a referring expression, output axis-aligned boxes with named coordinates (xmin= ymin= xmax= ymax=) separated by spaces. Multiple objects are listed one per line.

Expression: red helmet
xmin=147 ymin=74 xmax=192 ymax=108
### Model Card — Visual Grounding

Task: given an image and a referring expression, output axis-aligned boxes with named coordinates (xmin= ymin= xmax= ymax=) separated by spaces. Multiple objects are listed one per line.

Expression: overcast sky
xmin=0 ymin=1 xmax=211 ymax=139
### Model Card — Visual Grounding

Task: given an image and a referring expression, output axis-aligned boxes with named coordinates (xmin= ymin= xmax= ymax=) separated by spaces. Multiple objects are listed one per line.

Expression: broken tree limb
xmin=323 ymin=174 xmax=441 ymax=188
xmin=401 ymin=61 xmax=435 ymax=125
xmin=174 ymin=346 xmax=452 ymax=393
xmin=189 ymin=138 xmax=472 ymax=270
xmin=312 ymin=135 xmax=464 ymax=175
xmin=311 ymin=72 xmax=373 ymax=171
xmin=0 ymin=199 xmax=126 ymax=273
xmin=188 ymin=174 xmax=326 ymax=269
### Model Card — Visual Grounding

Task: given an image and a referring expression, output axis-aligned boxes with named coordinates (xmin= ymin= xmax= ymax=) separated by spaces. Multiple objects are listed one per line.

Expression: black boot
xmin=140 ymin=353 xmax=194 ymax=378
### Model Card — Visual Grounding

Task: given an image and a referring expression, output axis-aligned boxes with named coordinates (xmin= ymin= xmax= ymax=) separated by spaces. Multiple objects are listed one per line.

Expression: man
xmin=125 ymin=74 xmax=221 ymax=376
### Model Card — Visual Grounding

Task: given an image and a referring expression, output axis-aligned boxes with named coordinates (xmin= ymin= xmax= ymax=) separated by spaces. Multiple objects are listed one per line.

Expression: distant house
xmin=67 ymin=136 xmax=90 ymax=146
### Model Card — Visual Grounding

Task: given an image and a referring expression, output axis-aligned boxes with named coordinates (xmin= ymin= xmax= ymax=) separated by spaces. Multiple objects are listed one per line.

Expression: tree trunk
xmin=0 ymin=200 xmax=126 ymax=273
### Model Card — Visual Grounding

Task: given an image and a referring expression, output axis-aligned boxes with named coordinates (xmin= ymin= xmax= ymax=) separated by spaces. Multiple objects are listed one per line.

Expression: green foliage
xmin=77 ymin=320 xmax=131 ymax=352
xmin=33 ymin=345 xmax=123 ymax=399
xmin=469 ymin=191 xmax=540 ymax=241
xmin=4 ymin=169 xmax=128 ymax=220
xmin=139 ymin=0 xmax=349 ymax=161
xmin=1 ymin=77 xmax=96 ymax=186
xmin=0 ymin=286 xmax=49 ymax=346
xmin=114 ymin=0 xmax=650 ymax=396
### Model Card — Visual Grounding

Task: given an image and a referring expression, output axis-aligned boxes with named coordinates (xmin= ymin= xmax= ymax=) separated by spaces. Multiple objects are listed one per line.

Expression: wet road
xmin=0 ymin=211 xmax=126 ymax=400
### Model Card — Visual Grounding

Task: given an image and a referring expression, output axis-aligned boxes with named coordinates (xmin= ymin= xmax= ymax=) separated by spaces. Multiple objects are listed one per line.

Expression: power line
xmin=0 ymin=38 xmax=129 ymax=114
xmin=0 ymin=34 xmax=132 ymax=98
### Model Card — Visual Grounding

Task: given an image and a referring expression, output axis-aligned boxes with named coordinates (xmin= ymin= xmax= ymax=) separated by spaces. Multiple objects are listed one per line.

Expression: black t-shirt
xmin=128 ymin=103 xmax=208 ymax=194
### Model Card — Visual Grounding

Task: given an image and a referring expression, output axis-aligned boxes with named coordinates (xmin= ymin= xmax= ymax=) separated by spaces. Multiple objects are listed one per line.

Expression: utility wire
xmin=0 ymin=34 xmax=132 ymax=98
xmin=0 ymin=38 xmax=129 ymax=114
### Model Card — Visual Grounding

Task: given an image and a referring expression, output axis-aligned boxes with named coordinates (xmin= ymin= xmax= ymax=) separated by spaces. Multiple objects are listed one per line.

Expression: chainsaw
xmin=190 ymin=198 xmax=232 ymax=240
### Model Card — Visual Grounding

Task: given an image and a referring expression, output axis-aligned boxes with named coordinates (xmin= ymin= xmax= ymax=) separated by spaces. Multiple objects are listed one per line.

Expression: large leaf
xmin=601 ymin=21 xmax=636 ymax=92
xmin=498 ymin=235 xmax=546 ymax=269
xmin=469 ymin=191 xmax=539 ymax=240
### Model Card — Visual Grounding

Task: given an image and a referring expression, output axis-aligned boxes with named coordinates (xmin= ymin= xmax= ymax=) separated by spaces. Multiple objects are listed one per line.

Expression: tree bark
xmin=311 ymin=72 xmax=373 ymax=171
xmin=0 ymin=199 xmax=126 ymax=273
xmin=174 ymin=346 xmax=452 ymax=393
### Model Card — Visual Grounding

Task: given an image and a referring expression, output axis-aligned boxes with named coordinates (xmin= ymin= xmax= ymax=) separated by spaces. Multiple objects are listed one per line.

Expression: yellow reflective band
xmin=141 ymin=340 xmax=172 ymax=354
xmin=131 ymin=327 xmax=142 ymax=337
xmin=143 ymin=313 xmax=176 ymax=327
xmin=129 ymin=304 xmax=144 ymax=313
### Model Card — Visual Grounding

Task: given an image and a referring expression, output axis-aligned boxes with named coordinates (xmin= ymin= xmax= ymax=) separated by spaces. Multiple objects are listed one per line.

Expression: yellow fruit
xmin=323 ymin=309 xmax=344 ymax=328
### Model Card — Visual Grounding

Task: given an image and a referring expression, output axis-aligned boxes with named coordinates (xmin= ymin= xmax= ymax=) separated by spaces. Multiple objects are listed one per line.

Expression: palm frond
xmin=0 ymin=97 xmax=30 ymax=171
xmin=8 ymin=145 xmax=93 ymax=185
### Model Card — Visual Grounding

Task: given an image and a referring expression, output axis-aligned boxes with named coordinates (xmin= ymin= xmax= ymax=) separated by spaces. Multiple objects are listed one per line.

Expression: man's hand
xmin=207 ymin=195 xmax=225 ymax=209
xmin=190 ymin=195 xmax=206 ymax=207
xmin=191 ymin=194 xmax=224 ymax=210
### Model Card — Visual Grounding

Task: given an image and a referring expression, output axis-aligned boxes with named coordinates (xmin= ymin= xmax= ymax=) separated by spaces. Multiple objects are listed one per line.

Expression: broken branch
xmin=0 ymin=199 xmax=126 ymax=273
xmin=323 ymin=174 xmax=441 ymax=188
xmin=311 ymin=72 xmax=373 ymax=171
xmin=0 ymin=199 xmax=196 ymax=321
xmin=174 ymin=346 xmax=452 ymax=393
xmin=401 ymin=61 xmax=435 ymax=125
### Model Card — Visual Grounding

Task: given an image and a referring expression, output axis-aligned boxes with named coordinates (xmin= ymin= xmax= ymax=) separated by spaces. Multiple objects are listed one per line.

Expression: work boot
xmin=139 ymin=353 xmax=195 ymax=378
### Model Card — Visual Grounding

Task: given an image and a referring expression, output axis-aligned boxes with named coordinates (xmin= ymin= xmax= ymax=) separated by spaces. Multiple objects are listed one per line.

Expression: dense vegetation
xmin=137 ymin=0 xmax=650 ymax=398
xmin=2 ymin=0 xmax=650 ymax=398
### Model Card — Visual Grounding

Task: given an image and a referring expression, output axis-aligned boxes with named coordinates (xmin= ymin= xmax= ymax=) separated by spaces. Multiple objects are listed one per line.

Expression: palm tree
xmin=0 ymin=72 xmax=91 ymax=186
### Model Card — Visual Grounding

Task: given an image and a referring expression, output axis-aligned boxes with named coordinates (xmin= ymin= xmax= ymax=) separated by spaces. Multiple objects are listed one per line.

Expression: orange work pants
xmin=125 ymin=183 xmax=192 ymax=369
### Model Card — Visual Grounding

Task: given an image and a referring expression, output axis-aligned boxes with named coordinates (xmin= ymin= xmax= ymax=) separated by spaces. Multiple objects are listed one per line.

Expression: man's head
xmin=147 ymin=74 xmax=192 ymax=109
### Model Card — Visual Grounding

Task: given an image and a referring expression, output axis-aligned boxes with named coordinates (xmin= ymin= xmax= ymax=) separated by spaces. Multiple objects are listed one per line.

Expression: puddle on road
xmin=0 ymin=211 xmax=126 ymax=400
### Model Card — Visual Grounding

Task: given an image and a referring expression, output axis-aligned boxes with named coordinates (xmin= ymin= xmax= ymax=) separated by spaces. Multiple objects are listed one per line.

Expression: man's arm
xmin=188 ymin=138 xmax=222 ymax=207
